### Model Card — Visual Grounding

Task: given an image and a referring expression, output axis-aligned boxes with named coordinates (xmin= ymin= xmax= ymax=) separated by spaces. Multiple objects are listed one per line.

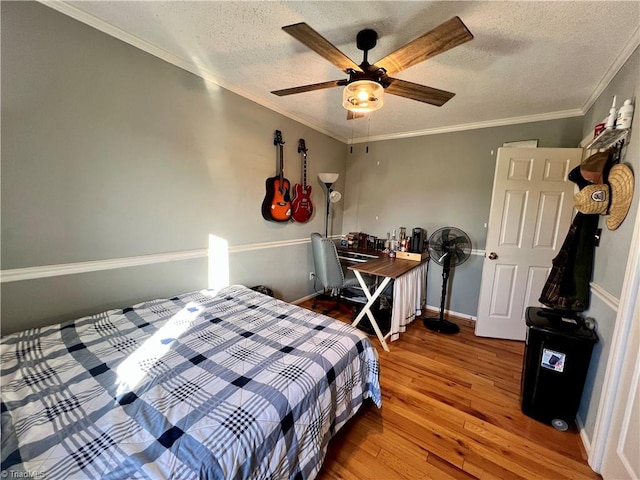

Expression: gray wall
xmin=1 ymin=2 xmax=347 ymax=334
xmin=577 ymin=46 xmax=639 ymax=440
xmin=0 ymin=1 xmax=585 ymax=333
xmin=342 ymin=119 xmax=583 ymax=317
xmin=2 ymin=2 xmax=636 ymax=428
xmin=3 ymin=2 xmax=638 ymax=457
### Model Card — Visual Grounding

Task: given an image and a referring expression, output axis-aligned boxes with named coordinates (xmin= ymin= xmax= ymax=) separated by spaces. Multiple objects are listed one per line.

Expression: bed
xmin=1 ymin=284 xmax=381 ymax=479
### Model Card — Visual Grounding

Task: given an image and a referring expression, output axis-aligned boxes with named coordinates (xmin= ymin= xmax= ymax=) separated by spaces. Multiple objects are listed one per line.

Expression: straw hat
xmin=573 ymin=164 xmax=634 ymax=230
xmin=606 ymin=164 xmax=634 ymax=230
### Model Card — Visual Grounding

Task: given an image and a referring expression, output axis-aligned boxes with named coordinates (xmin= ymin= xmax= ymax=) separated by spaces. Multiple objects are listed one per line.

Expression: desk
xmin=336 ymin=246 xmax=386 ymax=304
xmin=336 ymin=247 xmax=380 ymax=264
xmin=349 ymin=256 xmax=428 ymax=351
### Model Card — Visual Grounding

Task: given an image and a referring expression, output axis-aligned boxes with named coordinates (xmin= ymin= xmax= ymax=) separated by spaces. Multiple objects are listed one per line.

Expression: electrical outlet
xmin=309 ymin=272 xmax=314 ymax=280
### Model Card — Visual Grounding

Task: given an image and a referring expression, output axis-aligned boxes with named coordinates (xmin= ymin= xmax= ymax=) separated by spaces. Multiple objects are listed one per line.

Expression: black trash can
xmin=521 ymin=307 xmax=598 ymax=431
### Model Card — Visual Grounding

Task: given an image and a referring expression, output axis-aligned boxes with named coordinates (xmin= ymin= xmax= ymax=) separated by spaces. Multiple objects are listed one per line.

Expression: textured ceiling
xmin=48 ymin=1 xmax=640 ymax=143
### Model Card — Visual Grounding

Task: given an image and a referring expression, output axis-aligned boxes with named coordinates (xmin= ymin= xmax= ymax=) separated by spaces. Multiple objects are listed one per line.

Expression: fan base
xmin=423 ymin=317 xmax=460 ymax=334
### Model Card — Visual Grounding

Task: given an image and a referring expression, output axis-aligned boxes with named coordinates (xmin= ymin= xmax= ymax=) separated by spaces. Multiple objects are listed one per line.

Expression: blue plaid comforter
xmin=1 ymin=285 xmax=381 ymax=479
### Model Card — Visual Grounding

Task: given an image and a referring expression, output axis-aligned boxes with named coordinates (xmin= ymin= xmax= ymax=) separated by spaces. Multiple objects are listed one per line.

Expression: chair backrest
xmin=310 ymin=233 xmax=345 ymax=289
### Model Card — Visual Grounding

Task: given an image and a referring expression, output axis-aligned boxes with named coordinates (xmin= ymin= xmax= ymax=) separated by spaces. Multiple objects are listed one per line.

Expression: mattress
xmin=1 ymin=285 xmax=381 ymax=479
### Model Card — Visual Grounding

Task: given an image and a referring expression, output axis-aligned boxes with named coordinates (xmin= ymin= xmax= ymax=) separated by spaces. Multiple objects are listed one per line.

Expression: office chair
xmin=310 ymin=232 xmax=364 ymax=315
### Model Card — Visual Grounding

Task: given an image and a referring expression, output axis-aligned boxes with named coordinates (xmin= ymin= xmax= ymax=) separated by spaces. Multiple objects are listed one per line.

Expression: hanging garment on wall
xmin=539 ymin=161 xmax=607 ymax=312
xmin=539 ymin=211 xmax=599 ymax=312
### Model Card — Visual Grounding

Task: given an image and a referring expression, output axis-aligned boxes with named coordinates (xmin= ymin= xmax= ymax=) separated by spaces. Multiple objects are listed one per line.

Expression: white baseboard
xmin=576 ymin=413 xmax=590 ymax=452
xmin=291 ymin=292 xmax=319 ymax=305
xmin=292 ymin=296 xmax=478 ymax=322
xmin=424 ymin=305 xmax=477 ymax=321
xmin=575 ymin=413 xmax=597 ymax=471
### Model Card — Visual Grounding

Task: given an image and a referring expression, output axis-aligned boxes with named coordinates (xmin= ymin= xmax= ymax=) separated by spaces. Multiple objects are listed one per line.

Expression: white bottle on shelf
xmin=605 ymin=95 xmax=617 ymax=129
xmin=616 ymin=99 xmax=634 ymax=129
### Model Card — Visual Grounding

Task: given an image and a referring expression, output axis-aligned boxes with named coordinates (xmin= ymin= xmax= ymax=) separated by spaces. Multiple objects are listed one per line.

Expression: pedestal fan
xmin=423 ymin=227 xmax=472 ymax=334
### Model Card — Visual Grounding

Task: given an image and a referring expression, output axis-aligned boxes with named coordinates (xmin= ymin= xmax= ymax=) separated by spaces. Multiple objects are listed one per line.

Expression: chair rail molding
xmin=1 ymin=237 xmax=312 ymax=283
xmin=1 ymin=238 xmax=486 ymax=284
xmin=590 ymin=282 xmax=620 ymax=311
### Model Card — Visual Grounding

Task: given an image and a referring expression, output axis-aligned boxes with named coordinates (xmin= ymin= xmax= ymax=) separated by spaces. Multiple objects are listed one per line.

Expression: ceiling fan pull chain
xmin=350 ymin=119 xmax=355 ymax=154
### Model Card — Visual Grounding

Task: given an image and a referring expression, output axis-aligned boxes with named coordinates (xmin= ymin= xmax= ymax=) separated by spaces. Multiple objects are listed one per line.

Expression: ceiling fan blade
xmin=347 ymin=111 xmax=366 ymax=120
xmin=374 ymin=17 xmax=473 ymax=76
xmin=385 ymin=78 xmax=455 ymax=106
xmin=283 ymin=22 xmax=361 ymax=73
xmin=271 ymin=80 xmax=345 ymax=97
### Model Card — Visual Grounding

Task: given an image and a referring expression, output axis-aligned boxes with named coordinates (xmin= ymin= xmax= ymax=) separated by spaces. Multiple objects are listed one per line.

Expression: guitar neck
xmin=273 ymin=130 xmax=286 ymax=194
xmin=278 ymin=144 xmax=285 ymax=191
xmin=298 ymin=139 xmax=308 ymax=187
xmin=302 ymin=152 xmax=307 ymax=187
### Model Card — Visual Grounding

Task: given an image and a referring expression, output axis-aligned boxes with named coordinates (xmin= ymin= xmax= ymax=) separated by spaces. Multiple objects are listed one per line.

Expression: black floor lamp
xmin=318 ymin=173 xmax=341 ymax=237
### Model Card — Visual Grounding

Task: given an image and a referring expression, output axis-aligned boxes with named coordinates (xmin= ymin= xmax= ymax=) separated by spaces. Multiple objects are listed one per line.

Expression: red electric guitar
xmin=291 ymin=139 xmax=313 ymax=223
xmin=261 ymin=130 xmax=292 ymax=222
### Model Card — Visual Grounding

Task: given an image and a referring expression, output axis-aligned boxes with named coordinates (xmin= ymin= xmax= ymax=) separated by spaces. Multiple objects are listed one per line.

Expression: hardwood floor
xmin=298 ymin=300 xmax=601 ymax=480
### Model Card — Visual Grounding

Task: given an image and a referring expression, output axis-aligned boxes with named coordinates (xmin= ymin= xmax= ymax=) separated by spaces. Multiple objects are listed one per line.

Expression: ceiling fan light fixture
xmin=342 ymin=80 xmax=384 ymax=113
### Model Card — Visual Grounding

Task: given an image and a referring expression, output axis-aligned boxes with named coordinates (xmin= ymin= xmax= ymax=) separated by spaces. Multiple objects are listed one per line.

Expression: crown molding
xmin=347 ymin=109 xmax=584 ymax=144
xmin=580 ymin=23 xmax=640 ymax=115
xmin=38 ymin=1 xmax=637 ymax=146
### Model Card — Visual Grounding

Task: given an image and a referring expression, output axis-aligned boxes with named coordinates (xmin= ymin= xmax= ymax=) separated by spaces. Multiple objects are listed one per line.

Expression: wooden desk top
xmin=348 ymin=256 xmax=427 ymax=279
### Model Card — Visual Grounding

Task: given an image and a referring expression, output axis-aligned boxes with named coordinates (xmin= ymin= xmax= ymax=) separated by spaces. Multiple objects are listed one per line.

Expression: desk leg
xmin=351 ymin=271 xmax=392 ymax=352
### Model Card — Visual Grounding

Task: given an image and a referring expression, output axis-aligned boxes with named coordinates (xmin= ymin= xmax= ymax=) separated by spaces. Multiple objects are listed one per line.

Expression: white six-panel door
xmin=475 ymin=148 xmax=582 ymax=340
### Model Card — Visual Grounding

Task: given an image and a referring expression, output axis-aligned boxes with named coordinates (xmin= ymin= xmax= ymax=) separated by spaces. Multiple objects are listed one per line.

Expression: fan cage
xmin=428 ymin=227 xmax=472 ymax=266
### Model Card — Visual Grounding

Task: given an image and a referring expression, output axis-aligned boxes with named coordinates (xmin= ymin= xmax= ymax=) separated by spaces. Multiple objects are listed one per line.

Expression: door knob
xmin=488 ymin=252 xmax=498 ymax=260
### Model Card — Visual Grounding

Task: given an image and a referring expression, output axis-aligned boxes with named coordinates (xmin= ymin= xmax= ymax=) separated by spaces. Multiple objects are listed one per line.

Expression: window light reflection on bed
xmin=208 ymin=234 xmax=230 ymax=293
xmin=115 ymin=303 xmax=203 ymax=395
xmin=116 ymin=234 xmax=229 ymax=394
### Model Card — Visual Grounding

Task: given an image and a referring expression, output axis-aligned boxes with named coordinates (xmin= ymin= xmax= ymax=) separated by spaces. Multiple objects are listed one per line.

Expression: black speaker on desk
xmin=411 ymin=228 xmax=425 ymax=253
